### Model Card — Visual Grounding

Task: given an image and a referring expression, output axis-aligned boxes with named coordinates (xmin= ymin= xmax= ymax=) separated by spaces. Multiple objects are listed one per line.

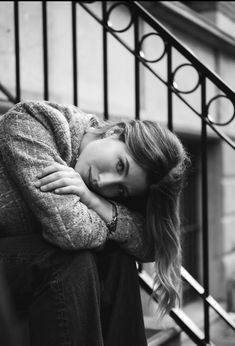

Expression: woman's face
xmin=74 ymin=135 xmax=148 ymax=199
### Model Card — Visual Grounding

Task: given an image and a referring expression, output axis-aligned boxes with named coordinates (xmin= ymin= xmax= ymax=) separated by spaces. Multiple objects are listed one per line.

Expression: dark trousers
xmin=0 ymin=235 xmax=147 ymax=346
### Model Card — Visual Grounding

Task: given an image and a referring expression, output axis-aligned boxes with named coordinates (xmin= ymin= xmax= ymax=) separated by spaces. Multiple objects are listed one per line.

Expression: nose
xmin=97 ymin=172 xmax=121 ymax=188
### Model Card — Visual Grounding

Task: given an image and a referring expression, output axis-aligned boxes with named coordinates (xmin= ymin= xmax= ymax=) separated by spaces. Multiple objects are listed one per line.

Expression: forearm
xmin=0 ymin=104 xmax=109 ymax=250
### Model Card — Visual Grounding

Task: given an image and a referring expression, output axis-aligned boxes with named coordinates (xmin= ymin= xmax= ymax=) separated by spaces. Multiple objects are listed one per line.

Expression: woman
xmin=0 ymin=100 xmax=188 ymax=345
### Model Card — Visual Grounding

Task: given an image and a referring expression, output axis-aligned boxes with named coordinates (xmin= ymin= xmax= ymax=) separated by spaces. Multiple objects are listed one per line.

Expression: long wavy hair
xmin=89 ymin=119 xmax=189 ymax=316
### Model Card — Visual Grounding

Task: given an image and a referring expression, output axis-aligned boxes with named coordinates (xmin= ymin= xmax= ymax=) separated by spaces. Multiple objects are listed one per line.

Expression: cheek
xmin=74 ymin=151 xmax=90 ymax=175
xmin=98 ymin=185 xmax=118 ymax=198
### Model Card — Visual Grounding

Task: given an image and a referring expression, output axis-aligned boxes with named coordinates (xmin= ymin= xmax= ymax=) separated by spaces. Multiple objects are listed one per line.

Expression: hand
xmin=35 ymin=163 xmax=95 ymax=208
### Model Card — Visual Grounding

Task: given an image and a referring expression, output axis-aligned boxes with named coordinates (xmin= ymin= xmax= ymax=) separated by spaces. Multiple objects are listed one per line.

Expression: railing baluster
xmin=201 ymin=75 xmax=210 ymax=343
xmin=42 ymin=1 xmax=49 ymax=100
xmin=102 ymin=1 xmax=108 ymax=120
xmin=72 ymin=1 xmax=78 ymax=106
xmin=134 ymin=12 xmax=140 ymax=120
xmin=167 ymin=44 xmax=173 ymax=131
xmin=14 ymin=1 xmax=20 ymax=103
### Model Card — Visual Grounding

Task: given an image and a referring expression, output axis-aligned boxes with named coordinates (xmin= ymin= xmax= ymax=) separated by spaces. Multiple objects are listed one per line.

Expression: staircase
xmin=0 ymin=1 xmax=235 ymax=345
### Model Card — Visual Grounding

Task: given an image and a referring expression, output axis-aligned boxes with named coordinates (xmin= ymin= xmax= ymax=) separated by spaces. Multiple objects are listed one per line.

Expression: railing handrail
xmin=4 ymin=0 xmax=235 ymax=148
xmin=181 ymin=267 xmax=235 ymax=330
xmin=133 ymin=1 xmax=235 ymax=100
xmin=139 ymin=269 xmax=216 ymax=346
xmin=133 ymin=1 xmax=235 ymax=150
xmin=139 ymin=267 xmax=235 ymax=345
xmin=0 ymin=82 xmax=16 ymax=104
xmin=77 ymin=1 xmax=235 ymax=149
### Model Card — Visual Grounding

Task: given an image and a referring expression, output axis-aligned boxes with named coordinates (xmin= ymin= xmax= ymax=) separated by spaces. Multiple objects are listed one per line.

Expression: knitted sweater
xmin=0 ymin=101 xmax=153 ymax=262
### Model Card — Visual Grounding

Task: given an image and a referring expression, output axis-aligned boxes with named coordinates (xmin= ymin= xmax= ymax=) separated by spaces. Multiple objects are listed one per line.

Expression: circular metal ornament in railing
xmin=138 ymin=32 xmax=166 ymax=63
xmin=206 ymin=95 xmax=235 ymax=126
xmin=172 ymin=63 xmax=200 ymax=94
xmin=106 ymin=2 xmax=133 ymax=33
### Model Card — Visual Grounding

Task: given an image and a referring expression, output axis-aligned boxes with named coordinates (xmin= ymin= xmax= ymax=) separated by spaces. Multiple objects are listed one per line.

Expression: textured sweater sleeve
xmin=0 ymin=101 xmax=108 ymax=249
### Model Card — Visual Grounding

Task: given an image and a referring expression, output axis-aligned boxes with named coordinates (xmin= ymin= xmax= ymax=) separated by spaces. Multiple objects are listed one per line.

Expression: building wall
xmin=221 ymin=142 xmax=235 ymax=291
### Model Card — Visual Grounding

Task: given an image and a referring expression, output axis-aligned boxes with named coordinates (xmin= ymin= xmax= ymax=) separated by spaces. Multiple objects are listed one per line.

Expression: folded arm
xmin=0 ymin=103 xmax=107 ymax=249
xmin=35 ymin=161 xmax=154 ymax=262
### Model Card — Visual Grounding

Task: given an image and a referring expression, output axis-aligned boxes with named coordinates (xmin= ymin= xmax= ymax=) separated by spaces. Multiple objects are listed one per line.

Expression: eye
xmin=116 ymin=158 xmax=124 ymax=174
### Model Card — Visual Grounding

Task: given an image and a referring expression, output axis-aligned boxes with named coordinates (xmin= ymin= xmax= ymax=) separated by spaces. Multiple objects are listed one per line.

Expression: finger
xmin=37 ymin=169 xmax=80 ymax=187
xmin=35 ymin=172 xmax=66 ymax=187
xmin=38 ymin=163 xmax=71 ymax=178
xmin=54 ymin=186 xmax=81 ymax=197
xmin=39 ymin=178 xmax=73 ymax=191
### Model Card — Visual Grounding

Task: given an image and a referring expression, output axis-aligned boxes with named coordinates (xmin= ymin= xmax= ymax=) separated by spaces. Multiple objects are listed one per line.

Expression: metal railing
xmin=74 ymin=2 xmax=235 ymax=344
xmin=1 ymin=1 xmax=235 ymax=345
xmin=77 ymin=2 xmax=235 ymax=345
